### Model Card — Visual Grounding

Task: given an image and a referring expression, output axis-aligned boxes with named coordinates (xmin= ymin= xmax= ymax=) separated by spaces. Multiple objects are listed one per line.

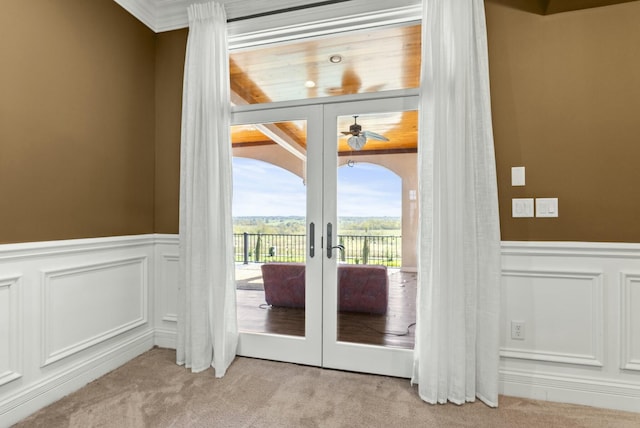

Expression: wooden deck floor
xmin=236 ymin=267 xmax=416 ymax=349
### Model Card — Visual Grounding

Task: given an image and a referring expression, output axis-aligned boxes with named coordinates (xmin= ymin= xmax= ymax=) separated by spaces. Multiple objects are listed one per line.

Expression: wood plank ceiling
xmin=229 ymin=24 xmax=421 ymax=155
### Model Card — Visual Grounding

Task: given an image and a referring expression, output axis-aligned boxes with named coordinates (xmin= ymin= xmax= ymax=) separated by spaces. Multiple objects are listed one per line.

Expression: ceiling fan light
xmin=347 ymin=135 xmax=367 ymax=151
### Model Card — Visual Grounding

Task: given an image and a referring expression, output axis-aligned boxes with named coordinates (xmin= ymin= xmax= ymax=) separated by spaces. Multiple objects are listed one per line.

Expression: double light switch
xmin=512 ymin=197 xmax=558 ymax=218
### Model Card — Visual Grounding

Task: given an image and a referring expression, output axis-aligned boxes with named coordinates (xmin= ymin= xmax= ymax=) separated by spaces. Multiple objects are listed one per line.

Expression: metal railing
xmin=233 ymin=232 xmax=401 ymax=267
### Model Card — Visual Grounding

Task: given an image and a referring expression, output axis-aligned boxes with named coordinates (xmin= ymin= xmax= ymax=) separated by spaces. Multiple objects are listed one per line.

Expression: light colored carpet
xmin=14 ymin=348 xmax=640 ymax=427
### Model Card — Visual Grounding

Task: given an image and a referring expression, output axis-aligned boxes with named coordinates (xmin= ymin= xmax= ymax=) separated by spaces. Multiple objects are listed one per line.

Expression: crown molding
xmin=227 ymin=1 xmax=422 ymax=50
xmin=155 ymin=0 xmax=190 ymax=32
xmin=117 ymin=0 xmax=637 ymax=34
xmin=113 ymin=0 xmax=157 ymax=30
xmin=113 ymin=0 xmax=421 ymax=34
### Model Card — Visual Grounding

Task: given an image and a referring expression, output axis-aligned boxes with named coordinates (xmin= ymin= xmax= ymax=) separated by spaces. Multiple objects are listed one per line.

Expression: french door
xmin=231 ymin=94 xmax=418 ymax=378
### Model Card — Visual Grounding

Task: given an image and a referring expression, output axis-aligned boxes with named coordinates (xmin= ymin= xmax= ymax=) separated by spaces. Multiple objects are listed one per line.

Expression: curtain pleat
xmin=177 ymin=1 xmax=238 ymax=377
xmin=412 ymin=0 xmax=501 ymax=406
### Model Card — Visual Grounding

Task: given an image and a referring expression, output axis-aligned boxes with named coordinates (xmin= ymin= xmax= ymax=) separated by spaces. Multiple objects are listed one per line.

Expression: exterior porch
xmin=235 ymin=263 xmax=417 ymax=349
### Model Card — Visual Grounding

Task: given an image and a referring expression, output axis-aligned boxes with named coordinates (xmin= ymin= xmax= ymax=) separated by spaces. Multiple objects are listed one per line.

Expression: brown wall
xmin=2 ymin=1 xmax=639 ymax=244
xmin=155 ymin=29 xmax=188 ymax=234
xmin=152 ymin=2 xmax=640 ymax=242
xmin=487 ymin=0 xmax=640 ymax=241
xmin=0 ymin=0 xmax=156 ymax=244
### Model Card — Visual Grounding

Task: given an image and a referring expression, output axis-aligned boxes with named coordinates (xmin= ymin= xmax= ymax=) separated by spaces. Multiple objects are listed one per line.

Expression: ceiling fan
xmin=341 ymin=115 xmax=389 ymax=150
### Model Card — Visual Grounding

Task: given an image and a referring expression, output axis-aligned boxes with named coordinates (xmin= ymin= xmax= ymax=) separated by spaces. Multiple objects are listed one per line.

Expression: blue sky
xmin=232 ymin=157 xmax=401 ymax=217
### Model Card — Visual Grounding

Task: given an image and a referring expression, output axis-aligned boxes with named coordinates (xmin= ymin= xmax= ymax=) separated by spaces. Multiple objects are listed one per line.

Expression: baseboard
xmin=500 ymin=369 xmax=640 ymax=413
xmin=0 ymin=331 xmax=154 ymax=427
xmin=154 ymin=328 xmax=177 ymax=350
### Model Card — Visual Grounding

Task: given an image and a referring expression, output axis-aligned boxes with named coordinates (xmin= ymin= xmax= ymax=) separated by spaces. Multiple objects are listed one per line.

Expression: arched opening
xmin=338 ymin=162 xmax=401 ymax=217
xmin=232 ymin=156 xmax=307 ymax=268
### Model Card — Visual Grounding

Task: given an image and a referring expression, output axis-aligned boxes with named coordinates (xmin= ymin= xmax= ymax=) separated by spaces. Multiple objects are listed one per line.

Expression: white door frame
xmin=231 ymin=104 xmax=324 ymax=367
xmin=231 ymin=91 xmax=419 ymax=377
xmin=322 ymin=96 xmax=418 ymax=378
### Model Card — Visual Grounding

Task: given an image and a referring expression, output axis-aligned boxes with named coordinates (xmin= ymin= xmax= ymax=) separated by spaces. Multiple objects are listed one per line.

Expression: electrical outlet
xmin=511 ymin=321 xmax=525 ymax=340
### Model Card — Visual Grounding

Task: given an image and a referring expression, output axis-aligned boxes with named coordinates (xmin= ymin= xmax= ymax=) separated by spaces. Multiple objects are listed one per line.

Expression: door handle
xmin=309 ymin=222 xmax=315 ymax=258
xmin=326 ymin=223 xmax=344 ymax=259
xmin=332 ymin=244 xmax=345 ymax=257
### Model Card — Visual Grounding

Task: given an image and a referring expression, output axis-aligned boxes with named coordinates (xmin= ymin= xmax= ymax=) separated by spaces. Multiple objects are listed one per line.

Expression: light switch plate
xmin=536 ymin=198 xmax=558 ymax=217
xmin=511 ymin=166 xmax=525 ymax=186
xmin=512 ymin=198 xmax=534 ymax=218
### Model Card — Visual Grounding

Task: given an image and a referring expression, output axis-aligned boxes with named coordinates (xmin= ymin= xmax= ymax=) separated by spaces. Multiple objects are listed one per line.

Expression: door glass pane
xmin=335 ymin=111 xmax=418 ymax=349
xmin=231 ymin=120 xmax=307 ymax=337
xmin=229 ymin=24 xmax=420 ymax=105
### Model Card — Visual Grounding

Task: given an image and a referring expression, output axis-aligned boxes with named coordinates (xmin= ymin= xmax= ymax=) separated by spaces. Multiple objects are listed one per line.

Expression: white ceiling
xmin=113 ymin=0 xmax=421 ymax=34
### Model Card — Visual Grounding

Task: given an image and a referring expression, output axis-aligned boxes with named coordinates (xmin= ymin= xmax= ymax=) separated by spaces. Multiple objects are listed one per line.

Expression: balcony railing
xmin=233 ymin=233 xmax=402 ymax=267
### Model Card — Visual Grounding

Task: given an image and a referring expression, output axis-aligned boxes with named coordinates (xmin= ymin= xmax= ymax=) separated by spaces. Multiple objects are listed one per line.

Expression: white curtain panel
xmin=177 ymin=1 xmax=238 ymax=377
xmin=412 ymin=0 xmax=501 ymax=406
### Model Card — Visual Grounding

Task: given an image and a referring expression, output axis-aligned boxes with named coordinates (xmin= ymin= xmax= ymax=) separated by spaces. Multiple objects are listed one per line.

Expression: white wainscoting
xmin=500 ymin=242 xmax=640 ymax=413
xmin=0 ymin=235 xmax=156 ymax=427
xmin=2 ymin=236 xmax=639 ymax=425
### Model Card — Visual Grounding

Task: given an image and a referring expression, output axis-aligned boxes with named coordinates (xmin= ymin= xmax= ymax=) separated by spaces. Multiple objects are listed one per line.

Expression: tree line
xmin=233 ymin=216 xmax=401 ymax=235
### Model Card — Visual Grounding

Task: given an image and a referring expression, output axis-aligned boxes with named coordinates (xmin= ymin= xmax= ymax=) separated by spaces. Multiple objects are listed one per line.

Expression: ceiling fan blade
xmin=362 ymin=130 xmax=389 ymax=142
xmin=340 ymin=131 xmax=352 ymax=136
xmin=326 ymin=87 xmax=345 ymax=96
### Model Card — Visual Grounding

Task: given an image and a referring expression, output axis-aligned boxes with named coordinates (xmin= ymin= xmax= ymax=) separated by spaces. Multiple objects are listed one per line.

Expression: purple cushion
xmin=261 ymin=263 xmax=305 ymax=308
xmin=261 ymin=263 xmax=388 ymax=314
xmin=338 ymin=264 xmax=388 ymax=315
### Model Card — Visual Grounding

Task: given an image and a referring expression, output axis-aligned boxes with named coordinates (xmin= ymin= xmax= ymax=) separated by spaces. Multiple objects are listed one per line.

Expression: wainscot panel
xmin=0 ymin=275 xmax=22 ymax=387
xmin=501 ymin=269 xmax=604 ymax=366
xmin=153 ymin=235 xmax=180 ymax=349
xmin=621 ymin=272 xmax=640 ymax=372
xmin=40 ymin=256 xmax=148 ymax=367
